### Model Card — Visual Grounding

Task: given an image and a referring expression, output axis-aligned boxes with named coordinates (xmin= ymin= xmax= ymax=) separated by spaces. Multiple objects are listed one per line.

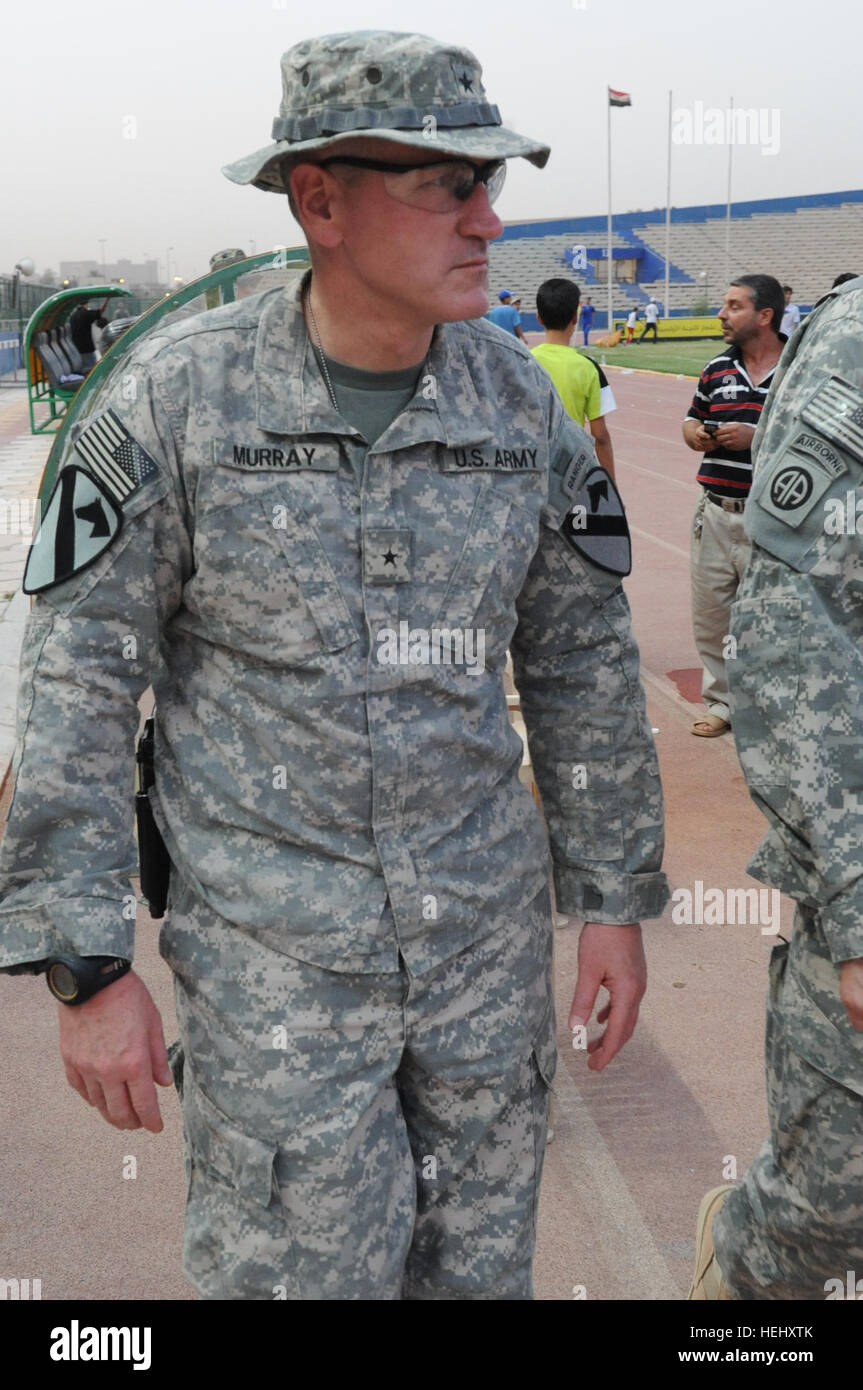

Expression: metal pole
xmin=664 ymin=88 xmax=672 ymax=321
xmin=725 ymin=95 xmax=733 ymax=291
xmin=607 ymin=92 xmax=613 ymax=335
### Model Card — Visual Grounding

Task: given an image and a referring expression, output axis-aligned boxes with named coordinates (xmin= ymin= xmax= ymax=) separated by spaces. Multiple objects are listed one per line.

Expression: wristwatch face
xmin=48 ymin=961 xmax=78 ymax=1001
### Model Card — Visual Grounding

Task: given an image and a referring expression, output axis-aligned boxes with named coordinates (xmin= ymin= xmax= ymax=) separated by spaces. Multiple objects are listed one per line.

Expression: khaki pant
xmin=162 ymin=875 xmax=556 ymax=1300
xmin=690 ymin=494 xmax=751 ymax=722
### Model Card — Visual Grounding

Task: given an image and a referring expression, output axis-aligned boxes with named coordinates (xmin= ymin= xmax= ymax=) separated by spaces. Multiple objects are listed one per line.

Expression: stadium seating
xmin=488 ymin=190 xmax=863 ymax=324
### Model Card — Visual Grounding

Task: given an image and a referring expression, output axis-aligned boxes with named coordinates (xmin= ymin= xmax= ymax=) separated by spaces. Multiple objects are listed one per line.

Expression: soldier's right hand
xmin=57 ymin=970 xmax=173 ymax=1132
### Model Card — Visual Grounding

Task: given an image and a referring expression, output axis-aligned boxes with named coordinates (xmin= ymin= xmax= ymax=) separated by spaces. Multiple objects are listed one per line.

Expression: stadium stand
xmin=489 ymin=189 xmax=863 ymax=328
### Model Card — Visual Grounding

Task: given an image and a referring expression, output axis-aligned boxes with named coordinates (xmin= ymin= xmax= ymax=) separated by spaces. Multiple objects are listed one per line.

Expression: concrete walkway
xmin=0 ymin=388 xmax=51 ymax=784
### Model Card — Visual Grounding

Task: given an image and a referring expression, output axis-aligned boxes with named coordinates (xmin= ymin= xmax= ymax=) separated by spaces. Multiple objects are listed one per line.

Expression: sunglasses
xmin=317 ymin=156 xmax=507 ymax=214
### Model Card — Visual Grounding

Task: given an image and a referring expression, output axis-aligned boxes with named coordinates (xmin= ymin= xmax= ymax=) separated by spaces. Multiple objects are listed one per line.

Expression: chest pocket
xmin=435 ymin=480 xmax=540 ymax=631
xmin=184 ymin=489 xmax=359 ymax=667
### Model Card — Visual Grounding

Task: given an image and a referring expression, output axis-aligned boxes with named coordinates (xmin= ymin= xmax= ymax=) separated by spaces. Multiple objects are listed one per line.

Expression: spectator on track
xmin=779 ymin=285 xmax=800 ymax=339
xmin=639 ymin=298 xmax=659 ymax=343
xmin=579 ymin=295 xmax=595 ymax=345
xmin=682 ymin=274 xmax=784 ymax=738
xmin=485 ymin=289 xmax=527 ymax=342
xmin=531 ymin=277 xmax=616 ymax=481
xmin=625 ymin=307 xmax=638 ymax=343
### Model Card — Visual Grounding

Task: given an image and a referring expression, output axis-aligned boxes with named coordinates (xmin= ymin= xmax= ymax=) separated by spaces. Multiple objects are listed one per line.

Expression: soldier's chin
xmin=441 ymin=285 xmax=491 ymax=322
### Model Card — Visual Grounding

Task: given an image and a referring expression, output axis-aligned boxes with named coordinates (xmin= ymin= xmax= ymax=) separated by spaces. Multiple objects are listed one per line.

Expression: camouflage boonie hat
xmin=222 ymin=30 xmax=550 ymax=193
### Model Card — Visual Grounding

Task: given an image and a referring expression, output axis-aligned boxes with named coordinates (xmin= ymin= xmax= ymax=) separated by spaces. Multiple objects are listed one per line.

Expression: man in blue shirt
xmin=485 ymin=290 xmax=527 ymax=341
xmin=579 ymin=296 xmax=595 ymax=345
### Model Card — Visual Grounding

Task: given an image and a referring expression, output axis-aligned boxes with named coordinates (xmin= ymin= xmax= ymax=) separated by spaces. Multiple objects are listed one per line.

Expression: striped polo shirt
xmin=685 ymin=343 xmax=780 ymax=497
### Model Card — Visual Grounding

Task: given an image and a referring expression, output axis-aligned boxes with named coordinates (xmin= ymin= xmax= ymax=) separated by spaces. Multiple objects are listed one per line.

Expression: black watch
xmin=46 ymin=955 xmax=132 ymax=1006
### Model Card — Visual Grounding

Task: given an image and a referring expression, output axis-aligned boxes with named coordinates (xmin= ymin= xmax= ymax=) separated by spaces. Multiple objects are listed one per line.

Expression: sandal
xmin=691 ymin=715 xmax=731 ymax=738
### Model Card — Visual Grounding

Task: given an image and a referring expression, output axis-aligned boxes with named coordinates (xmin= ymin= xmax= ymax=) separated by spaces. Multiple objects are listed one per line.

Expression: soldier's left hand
xmin=568 ymin=922 xmax=647 ymax=1071
xmin=839 ymin=957 xmax=863 ymax=1031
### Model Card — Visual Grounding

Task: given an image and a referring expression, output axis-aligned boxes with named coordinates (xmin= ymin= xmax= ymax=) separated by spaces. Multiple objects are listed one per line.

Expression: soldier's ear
xmin=290 ymin=163 xmax=349 ymax=252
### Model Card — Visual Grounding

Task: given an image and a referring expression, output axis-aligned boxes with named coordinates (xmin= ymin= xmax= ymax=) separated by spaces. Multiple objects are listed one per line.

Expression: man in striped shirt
xmin=682 ymin=274 xmax=785 ymax=737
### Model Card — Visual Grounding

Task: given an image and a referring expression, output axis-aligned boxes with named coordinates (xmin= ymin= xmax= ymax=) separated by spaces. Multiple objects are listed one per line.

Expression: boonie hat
xmin=222 ymin=30 xmax=550 ymax=194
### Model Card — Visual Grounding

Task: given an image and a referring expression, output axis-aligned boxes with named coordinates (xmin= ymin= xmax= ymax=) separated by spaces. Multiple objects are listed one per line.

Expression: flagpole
xmin=606 ymin=90 xmax=613 ymax=336
xmin=664 ymin=88 xmax=672 ymax=320
xmin=725 ymin=94 xmax=733 ymax=294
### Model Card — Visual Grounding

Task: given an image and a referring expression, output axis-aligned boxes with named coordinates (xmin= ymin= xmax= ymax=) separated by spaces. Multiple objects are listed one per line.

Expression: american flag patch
xmin=73 ymin=409 xmax=159 ymax=503
xmin=801 ymin=376 xmax=863 ymax=466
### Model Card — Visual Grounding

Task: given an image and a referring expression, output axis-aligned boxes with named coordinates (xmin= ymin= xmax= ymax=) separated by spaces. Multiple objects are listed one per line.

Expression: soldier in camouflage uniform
xmin=0 ymin=31 xmax=668 ymax=1299
xmin=690 ymin=275 xmax=863 ymax=1300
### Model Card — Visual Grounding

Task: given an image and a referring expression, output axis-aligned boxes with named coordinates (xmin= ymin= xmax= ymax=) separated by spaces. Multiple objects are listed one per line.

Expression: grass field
xmin=577 ymin=339 xmax=722 ymax=377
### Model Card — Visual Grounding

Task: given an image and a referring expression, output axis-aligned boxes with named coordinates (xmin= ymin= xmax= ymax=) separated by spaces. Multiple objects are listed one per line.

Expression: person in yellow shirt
xmin=531 ymin=278 xmax=616 ymax=481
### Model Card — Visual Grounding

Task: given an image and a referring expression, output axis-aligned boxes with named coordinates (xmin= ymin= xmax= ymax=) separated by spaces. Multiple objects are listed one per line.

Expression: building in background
xmin=58 ymin=258 xmax=161 ymax=294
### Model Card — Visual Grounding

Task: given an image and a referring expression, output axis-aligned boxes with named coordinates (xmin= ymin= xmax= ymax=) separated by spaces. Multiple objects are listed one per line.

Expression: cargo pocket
xmin=530 ymin=1003 xmax=558 ymax=1240
xmin=532 ymin=1003 xmax=558 ymax=1095
xmin=180 ymin=1069 xmax=297 ymax=1299
xmin=763 ymin=939 xmax=790 ymax=1125
xmin=729 ymin=595 xmax=802 ymax=789
xmin=767 ymin=934 xmax=863 ymax=1223
xmin=555 ymin=727 xmax=625 ymax=862
xmin=183 ymin=1070 xmax=281 ymax=1212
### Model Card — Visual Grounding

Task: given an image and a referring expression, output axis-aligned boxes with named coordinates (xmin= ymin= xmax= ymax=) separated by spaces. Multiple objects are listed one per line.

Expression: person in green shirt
xmin=531 ymin=278 xmax=616 ymax=480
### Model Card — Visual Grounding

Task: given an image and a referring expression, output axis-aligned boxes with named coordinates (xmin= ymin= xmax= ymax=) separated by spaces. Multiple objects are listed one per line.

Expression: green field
xmin=579 ymin=339 xmax=722 ymax=377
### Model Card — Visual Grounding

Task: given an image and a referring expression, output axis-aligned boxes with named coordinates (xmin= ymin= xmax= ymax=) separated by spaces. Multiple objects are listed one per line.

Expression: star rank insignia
xmin=363 ymin=529 xmax=413 ymax=585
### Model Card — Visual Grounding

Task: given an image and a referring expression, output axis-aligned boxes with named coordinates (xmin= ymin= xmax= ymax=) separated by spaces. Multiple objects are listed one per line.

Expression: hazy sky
xmin=5 ymin=0 xmax=861 ymax=283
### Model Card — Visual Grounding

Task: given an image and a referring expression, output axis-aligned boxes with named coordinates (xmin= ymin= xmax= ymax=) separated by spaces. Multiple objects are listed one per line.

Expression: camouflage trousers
xmin=714 ymin=904 xmax=863 ymax=1299
xmin=160 ymin=875 xmax=557 ymax=1300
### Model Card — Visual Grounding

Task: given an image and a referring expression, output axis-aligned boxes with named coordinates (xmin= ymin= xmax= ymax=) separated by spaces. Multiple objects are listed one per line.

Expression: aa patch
xmin=560 ymin=466 xmax=631 ymax=576
xmin=23 ymin=465 xmax=122 ymax=594
xmin=756 ymin=457 xmax=834 ymax=529
xmin=801 ymin=376 xmax=863 ymax=466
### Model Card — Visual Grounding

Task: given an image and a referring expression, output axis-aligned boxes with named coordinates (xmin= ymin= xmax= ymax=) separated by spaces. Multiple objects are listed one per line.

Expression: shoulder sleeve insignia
xmin=22 ymin=409 xmax=162 ymax=594
xmin=23 ymin=465 xmax=123 ymax=594
xmin=801 ymin=376 xmax=863 ymax=467
xmin=560 ymin=465 xmax=631 ymax=577
xmin=72 ymin=408 xmax=160 ymax=501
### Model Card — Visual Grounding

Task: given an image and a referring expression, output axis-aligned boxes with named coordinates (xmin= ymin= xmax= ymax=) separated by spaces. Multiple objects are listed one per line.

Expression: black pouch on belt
xmin=135 ymin=714 xmax=171 ymax=919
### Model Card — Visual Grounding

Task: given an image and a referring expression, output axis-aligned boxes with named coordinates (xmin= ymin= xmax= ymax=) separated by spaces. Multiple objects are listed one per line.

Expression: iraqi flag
xmin=609 ymin=88 xmax=632 ymax=106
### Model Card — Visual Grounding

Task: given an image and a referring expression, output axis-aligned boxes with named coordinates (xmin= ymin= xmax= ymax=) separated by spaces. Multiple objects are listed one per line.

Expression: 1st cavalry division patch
xmin=23 ymin=411 xmax=159 ymax=594
xmin=560 ymin=465 xmax=632 ymax=576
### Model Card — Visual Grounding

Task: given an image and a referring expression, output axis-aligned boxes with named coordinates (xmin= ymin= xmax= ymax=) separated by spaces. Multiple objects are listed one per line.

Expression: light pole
xmin=12 ymin=258 xmax=34 ymax=378
xmin=698 ymin=269 xmax=708 ymax=315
